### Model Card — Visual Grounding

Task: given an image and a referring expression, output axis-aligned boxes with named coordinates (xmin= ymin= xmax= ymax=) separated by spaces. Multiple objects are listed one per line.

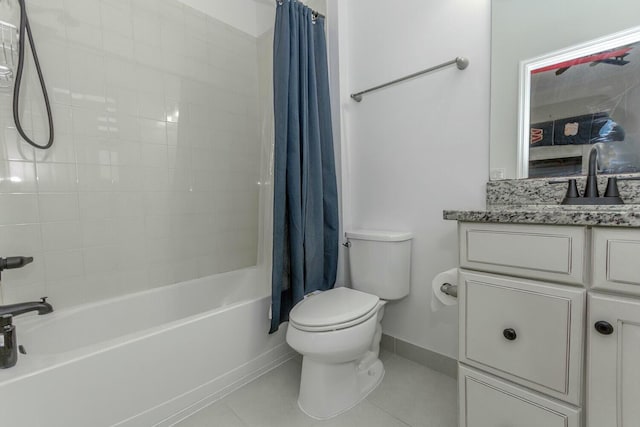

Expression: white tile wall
xmin=0 ymin=0 xmax=267 ymax=308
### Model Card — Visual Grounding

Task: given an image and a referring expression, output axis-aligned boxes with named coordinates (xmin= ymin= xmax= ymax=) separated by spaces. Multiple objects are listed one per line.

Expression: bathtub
xmin=0 ymin=267 xmax=292 ymax=427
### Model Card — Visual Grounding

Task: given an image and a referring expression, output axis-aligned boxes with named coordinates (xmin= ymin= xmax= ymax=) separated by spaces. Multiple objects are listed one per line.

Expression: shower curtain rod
xmin=275 ymin=0 xmax=325 ymax=20
xmin=350 ymin=56 xmax=469 ymax=102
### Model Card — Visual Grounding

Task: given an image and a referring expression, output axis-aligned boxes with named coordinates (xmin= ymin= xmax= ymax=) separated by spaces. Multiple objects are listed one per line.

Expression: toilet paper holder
xmin=440 ymin=283 xmax=458 ymax=298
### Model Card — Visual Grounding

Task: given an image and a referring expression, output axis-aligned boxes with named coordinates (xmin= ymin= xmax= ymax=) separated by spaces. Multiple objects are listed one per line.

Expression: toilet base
xmin=297 ymin=353 xmax=385 ymax=420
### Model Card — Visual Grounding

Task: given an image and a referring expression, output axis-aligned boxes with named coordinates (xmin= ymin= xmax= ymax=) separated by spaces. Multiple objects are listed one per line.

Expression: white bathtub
xmin=0 ymin=267 xmax=291 ymax=427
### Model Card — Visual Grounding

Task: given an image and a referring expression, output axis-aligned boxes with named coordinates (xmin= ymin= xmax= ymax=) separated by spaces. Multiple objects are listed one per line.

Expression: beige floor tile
xmin=367 ymin=353 xmax=457 ymax=427
xmin=222 ymin=359 xmax=316 ymax=427
xmin=311 ymin=399 xmax=411 ymax=427
xmin=175 ymin=353 xmax=457 ymax=427
xmin=174 ymin=402 xmax=247 ymax=427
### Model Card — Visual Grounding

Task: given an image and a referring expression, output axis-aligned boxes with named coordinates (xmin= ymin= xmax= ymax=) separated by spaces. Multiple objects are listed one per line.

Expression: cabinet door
xmin=459 ymin=271 xmax=585 ymax=404
xmin=587 ymin=293 xmax=640 ymax=427
xmin=459 ymin=365 xmax=581 ymax=427
xmin=592 ymin=227 xmax=640 ymax=296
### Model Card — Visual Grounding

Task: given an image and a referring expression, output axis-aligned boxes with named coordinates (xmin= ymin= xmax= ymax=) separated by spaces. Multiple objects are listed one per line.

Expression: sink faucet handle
xmin=602 ymin=177 xmax=624 ymax=204
xmin=604 ymin=177 xmax=621 ymax=198
xmin=605 ymin=176 xmax=640 ymax=203
xmin=549 ymin=178 xmax=580 ymax=201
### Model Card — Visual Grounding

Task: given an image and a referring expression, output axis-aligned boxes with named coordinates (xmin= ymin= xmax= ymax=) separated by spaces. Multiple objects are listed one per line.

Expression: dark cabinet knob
xmin=595 ymin=321 xmax=614 ymax=335
xmin=503 ymin=328 xmax=517 ymax=341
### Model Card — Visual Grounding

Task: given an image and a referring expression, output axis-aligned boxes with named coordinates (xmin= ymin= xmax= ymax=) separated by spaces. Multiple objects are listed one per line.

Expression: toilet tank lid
xmin=345 ymin=230 xmax=413 ymax=242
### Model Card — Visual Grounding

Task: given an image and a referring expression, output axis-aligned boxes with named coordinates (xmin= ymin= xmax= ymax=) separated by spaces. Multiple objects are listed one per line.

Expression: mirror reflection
xmin=522 ymin=29 xmax=640 ymax=178
xmin=489 ymin=0 xmax=640 ymax=180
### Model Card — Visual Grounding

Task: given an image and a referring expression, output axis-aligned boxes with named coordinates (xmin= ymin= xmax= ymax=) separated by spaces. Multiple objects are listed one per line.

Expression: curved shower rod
xmin=275 ymin=0 xmax=325 ymax=19
xmin=350 ymin=56 xmax=469 ymax=102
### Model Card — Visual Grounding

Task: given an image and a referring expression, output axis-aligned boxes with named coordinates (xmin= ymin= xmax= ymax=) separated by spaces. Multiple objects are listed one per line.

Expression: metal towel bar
xmin=350 ymin=56 xmax=469 ymax=102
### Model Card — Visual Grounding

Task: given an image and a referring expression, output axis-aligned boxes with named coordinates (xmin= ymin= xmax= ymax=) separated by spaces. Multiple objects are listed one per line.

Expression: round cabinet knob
xmin=594 ymin=321 xmax=614 ymax=335
xmin=503 ymin=328 xmax=517 ymax=341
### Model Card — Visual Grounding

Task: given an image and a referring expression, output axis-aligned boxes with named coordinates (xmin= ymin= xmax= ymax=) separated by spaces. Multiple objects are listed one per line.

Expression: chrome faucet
xmin=0 ymin=297 xmax=53 ymax=317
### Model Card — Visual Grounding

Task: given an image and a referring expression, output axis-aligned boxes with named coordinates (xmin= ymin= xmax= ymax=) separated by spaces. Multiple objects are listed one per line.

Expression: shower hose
xmin=12 ymin=0 xmax=54 ymax=149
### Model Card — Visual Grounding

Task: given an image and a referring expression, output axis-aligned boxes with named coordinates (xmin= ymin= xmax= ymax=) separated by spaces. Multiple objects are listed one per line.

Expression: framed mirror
xmin=518 ymin=27 xmax=640 ymax=179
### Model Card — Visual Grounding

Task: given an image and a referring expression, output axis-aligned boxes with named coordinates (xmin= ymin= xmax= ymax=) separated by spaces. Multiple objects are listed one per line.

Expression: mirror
xmin=519 ymin=27 xmax=640 ymax=179
xmin=490 ymin=0 xmax=640 ymax=180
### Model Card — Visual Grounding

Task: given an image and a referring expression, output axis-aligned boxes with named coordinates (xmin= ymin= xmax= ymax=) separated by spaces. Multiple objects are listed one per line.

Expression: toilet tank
xmin=345 ymin=230 xmax=413 ymax=300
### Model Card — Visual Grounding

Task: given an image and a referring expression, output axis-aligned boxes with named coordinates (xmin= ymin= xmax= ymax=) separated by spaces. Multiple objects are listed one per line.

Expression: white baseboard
xmin=113 ymin=343 xmax=295 ymax=427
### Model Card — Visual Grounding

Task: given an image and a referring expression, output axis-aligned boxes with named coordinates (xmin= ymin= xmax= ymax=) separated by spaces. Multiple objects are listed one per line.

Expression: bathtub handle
xmin=0 ymin=256 xmax=34 ymax=279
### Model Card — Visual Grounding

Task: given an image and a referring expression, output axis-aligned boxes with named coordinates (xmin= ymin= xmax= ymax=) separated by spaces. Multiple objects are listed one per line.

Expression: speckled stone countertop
xmin=487 ymin=174 xmax=640 ymax=206
xmin=444 ymin=174 xmax=640 ymax=227
xmin=443 ymin=205 xmax=640 ymax=227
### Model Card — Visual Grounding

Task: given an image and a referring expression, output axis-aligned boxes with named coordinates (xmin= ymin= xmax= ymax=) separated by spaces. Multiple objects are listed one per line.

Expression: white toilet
xmin=286 ymin=230 xmax=412 ymax=419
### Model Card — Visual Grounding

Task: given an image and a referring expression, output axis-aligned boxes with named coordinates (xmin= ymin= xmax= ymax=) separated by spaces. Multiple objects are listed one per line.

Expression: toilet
xmin=286 ymin=230 xmax=412 ymax=419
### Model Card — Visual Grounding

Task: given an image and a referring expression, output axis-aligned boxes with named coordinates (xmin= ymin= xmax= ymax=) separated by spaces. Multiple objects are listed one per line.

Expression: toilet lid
xmin=289 ymin=287 xmax=380 ymax=329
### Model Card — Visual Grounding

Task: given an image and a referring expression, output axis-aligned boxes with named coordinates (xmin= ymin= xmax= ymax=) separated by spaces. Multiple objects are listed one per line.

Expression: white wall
xmin=325 ymin=0 xmax=348 ymax=287
xmin=337 ymin=0 xmax=491 ymax=358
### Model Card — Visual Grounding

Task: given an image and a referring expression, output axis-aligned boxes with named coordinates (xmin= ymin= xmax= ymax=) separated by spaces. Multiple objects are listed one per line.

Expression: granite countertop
xmin=443 ymin=205 xmax=640 ymax=227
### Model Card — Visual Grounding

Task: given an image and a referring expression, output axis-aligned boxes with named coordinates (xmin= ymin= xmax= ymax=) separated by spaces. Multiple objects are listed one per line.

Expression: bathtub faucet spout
xmin=0 ymin=297 xmax=53 ymax=317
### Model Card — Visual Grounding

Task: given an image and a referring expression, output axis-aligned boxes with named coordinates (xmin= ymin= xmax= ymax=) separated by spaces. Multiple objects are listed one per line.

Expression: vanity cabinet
xmin=457 ymin=222 xmax=586 ymax=426
xmin=457 ymin=223 xmax=640 ymax=427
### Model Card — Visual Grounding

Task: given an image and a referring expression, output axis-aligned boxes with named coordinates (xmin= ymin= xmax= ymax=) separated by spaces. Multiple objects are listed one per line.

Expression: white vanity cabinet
xmin=457 ymin=222 xmax=586 ymax=427
xmin=457 ymin=222 xmax=640 ymax=427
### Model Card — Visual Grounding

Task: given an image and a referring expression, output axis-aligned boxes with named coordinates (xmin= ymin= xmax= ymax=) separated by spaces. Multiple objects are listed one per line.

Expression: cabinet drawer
xmin=459 ymin=222 xmax=586 ymax=285
xmin=459 ymin=365 xmax=581 ymax=427
xmin=592 ymin=227 xmax=640 ymax=296
xmin=459 ymin=271 xmax=585 ymax=404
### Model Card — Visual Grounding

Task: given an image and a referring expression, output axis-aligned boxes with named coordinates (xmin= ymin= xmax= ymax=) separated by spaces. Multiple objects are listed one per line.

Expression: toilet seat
xmin=289 ymin=287 xmax=380 ymax=332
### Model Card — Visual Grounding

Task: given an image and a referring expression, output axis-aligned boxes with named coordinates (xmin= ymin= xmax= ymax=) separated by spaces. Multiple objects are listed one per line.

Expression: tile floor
xmin=174 ymin=351 xmax=458 ymax=427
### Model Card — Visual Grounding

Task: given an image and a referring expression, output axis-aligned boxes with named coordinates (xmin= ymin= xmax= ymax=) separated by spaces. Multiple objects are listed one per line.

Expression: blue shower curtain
xmin=270 ymin=0 xmax=339 ymax=333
